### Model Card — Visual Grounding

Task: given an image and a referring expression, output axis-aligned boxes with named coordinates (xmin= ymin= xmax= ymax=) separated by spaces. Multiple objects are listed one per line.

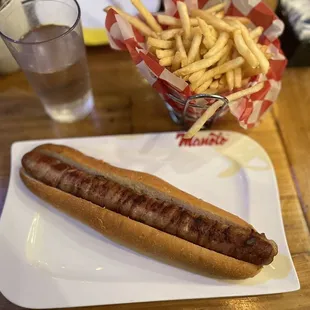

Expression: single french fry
xmin=203 ymin=37 xmax=215 ymax=50
xmin=174 ymin=42 xmax=232 ymax=76
xmin=213 ymin=43 xmax=231 ymax=78
xmin=203 ymin=88 xmax=222 ymax=95
xmin=184 ymin=100 xmax=223 ymax=138
xmin=204 ymin=32 xmax=230 ymax=58
xmin=239 ymin=23 xmax=270 ymax=74
xmin=210 ymin=80 xmax=219 ymax=89
xmin=176 ymin=34 xmax=188 ymax=66
xmin=105 ymin=6 xmax=155 ymax=37
xmin=157 ymin=15 xmax=181 ymax=27
xmin=197 ymin=18 xmax=216 ymax=49
xmin=226 ymin=69 xmax=234 ymax=90
xmin=183 ymin=74 xmax=190 ymax=81
xmin=195 ymin=51 xmax=201 ymax=61
xmin=224 ymin=16 xmax=251 ymax=25
xmin=187 ymin=33 xmax=203 ymax=64
xmin=146 ymin=40 xmax=157 ymax=54
xmin=131 ymin=0 xmax=162 ymax=33
xmin=195 ymin=79 xmax=213 ymax=94
xmin=184 ymin=82 xmax=265 ymax=138
xmin=234 ymin=67 xmax=242 ymax=88
xmin=183 ymin=38 xmax=191 ymax=53
xmin=159 ymin=56 xmax=174 ymax=67
xmin=160 ymin=28 xmax=182 ymax=40
xmin=250 ymin=26 xmax=264 ymax=40
xmin=157 ymin=15 xmax=199 ymax=27
xmin=224 ymin=18 xmax=240 ymax=29
xmin=177 ymin=1 xmax=191 ymax=40
xmin=189 ymin=69 xmax=206 ymax=83
xmin=219 ymin=74 xmax=226 ymax=85
xmin=195 ymin=57 xmax=244 ymax=88
xmin=191 ymin=26 xmax=203 ymax=38
xmin=171 ymin=51 xmax=182 ymax=72
xmin=192 ymin=9 xmax=235 ymax=32
xmin=215 ymin=11 xmax=225 ymax=19
xmin=190 ymin=18 xmax=199 ymax=27
xmin=205 ymin=2 xmax=226 ymax=13
xmin=209 ymin=25 xmax=218 ymax=39
xmin=147 ymin=37 xmax=174 ymax=49
xmin=234 ymin=30 xmax=258 ymax=68
xmin=228 ymin=81 xmax=264 ymax=101
xmin=156 ymin=49 xmax=175 ymax=59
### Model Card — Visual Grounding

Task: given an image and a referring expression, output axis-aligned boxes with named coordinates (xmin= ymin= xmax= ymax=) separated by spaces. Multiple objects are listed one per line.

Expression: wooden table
xmin=1 ymin=45 xmax=310 ymax=310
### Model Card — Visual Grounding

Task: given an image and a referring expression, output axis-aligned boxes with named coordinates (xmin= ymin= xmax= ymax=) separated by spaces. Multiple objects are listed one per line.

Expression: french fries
xmin=184 ymin=82 xmax=265 ymax=138
xmin=234 ymin=67 xmax=242 ymax=88
xmin=226 ymin=69 xmax=234 ymax=91
xmin=197 ymin=57 xmax=245 ymax=86
xmin=147 ymin=37 xmax=174 ymax=49
xmin=171 ymin=51 xmax=182 ymax=72
xmin=175 ymin=43 xmax=233 ymax=77
xmin=238 ymin=22 xmax=270 ymax=74
xmin=104 ymin=6 xmax=156 ymax=37
xmin=195 ymin=79 xmax=213 ymax=94
xmin=175 ymin=34 xmax=188 ymax=67
xmin=191 ymin=9 xmax=235 ymax=33
xmin=187 ymin=33 xmax=203 ymax=64
xmin=131 ymin=0 xmax=162 ymax=33
xmin=233 ymin=30 xmax=258 ymax=68
xmin=204 ymin=32 xmax=230 ymax=58
xmin=224 ymin=16 xmax=251 ymax=25
xmin=189 ymin=69 xmax=206 ymax=83
xmin=160 ymin=28 xmax=182 ymax=40
xmin=250 ymin=26 xmax=264 ymax=40
xmin=177 ymin=1 xmax=191 ymax=40
xmin=159 ymin=56 xmax=174 ymax=67
xmin=105 ymin=1 xmax=271 ymax=137
xmin=198 ymin=18 xmax=217 ymax=49
xmin=205 ymin=2 xmax=226 ymax=13
xmin=215 ymin=11 xmax=225 ymax=19
xmin=157 ymin=15 xmax=198 ymax=27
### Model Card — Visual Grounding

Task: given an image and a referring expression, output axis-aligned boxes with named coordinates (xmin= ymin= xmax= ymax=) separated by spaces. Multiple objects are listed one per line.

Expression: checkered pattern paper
xmin=105 ymin=0 xmax=287 ymax=129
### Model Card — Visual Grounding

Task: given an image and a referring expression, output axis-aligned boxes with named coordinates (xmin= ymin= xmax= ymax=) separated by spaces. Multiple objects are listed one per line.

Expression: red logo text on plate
xmin=176 ymin=132 xmax=228 ymax=147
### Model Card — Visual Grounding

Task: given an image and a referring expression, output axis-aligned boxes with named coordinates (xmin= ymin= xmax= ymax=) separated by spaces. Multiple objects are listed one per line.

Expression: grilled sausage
xmin=20 ymin=144 xmax=278 ymax=279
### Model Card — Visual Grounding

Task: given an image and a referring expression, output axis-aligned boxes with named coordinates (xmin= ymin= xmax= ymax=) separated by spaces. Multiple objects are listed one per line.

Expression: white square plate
xmin=0 ymin=131 xmax=299 ymax=309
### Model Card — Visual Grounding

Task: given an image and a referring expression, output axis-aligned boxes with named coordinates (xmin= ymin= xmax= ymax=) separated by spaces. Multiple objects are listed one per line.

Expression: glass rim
xmin=0 ymin=0 xmax=81 ymax=45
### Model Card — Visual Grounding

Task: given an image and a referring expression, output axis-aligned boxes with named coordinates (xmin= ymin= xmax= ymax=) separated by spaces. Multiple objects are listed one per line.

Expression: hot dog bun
xmin=20 ymin=144 xmax=268 ymax=279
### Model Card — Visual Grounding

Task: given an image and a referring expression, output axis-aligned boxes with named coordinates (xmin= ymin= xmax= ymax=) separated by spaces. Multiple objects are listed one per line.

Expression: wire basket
xmin=165 ymin=93 xmax=229 ymax=129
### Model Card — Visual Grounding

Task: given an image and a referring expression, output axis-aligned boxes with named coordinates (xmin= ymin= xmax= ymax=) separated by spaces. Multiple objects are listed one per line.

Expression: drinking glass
xmin=0 ymin=0 xmax=94 ymax=123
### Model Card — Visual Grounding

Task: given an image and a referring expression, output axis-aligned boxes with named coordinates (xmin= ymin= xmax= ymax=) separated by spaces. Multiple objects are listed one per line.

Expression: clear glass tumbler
xmin=0 ymin=0 xmax=94 ymax=123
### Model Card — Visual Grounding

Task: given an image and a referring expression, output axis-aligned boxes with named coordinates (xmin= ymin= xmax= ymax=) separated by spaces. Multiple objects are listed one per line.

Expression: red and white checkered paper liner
xmin=105 ymin=0 xmax=287 ymax=129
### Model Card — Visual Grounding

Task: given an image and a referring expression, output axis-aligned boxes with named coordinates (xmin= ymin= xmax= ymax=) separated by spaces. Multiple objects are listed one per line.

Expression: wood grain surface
xmin=273 ymin=67 xmax=310 ymax=228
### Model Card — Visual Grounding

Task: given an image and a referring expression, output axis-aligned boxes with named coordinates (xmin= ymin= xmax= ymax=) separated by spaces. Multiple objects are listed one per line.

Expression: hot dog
xmin=20 ymin=143 xmax=278 ymax=279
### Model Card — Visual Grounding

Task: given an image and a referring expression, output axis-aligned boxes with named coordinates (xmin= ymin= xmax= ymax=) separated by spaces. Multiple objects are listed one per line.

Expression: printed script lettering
xmin=176 ymin=133 xmax=228 ymax=147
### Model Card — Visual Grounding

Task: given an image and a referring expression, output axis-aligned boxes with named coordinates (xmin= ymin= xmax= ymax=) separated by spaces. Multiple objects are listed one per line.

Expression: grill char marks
xmin=22 ymin=150 xmax=277 ymax=266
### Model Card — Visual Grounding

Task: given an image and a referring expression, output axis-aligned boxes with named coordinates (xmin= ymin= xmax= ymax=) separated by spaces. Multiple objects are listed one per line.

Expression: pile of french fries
xmin=105 ymin=1 xmax=272 ymax=138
